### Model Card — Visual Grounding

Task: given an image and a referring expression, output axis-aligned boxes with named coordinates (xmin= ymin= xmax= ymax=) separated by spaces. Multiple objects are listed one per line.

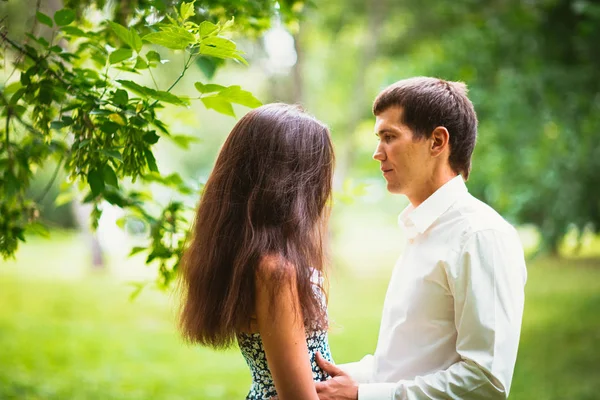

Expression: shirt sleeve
xmin=358 ymin=229 xmax=527 ymax=400
xmin=338 ymin=354 xmax=375 ymax=383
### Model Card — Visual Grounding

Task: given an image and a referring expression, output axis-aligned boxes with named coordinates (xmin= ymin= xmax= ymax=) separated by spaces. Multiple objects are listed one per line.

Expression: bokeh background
xmin=1 ymin=0 xmax=600 ymax=399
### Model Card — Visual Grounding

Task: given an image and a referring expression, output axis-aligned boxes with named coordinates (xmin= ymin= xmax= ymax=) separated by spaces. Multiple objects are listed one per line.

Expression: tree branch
xmin=0 ymin=92 xmax=45 ymax=137
xmin=4 ymin=109 xmax=11 ymax=168
xmin=1 ymin=31 xmax=73 ymax=92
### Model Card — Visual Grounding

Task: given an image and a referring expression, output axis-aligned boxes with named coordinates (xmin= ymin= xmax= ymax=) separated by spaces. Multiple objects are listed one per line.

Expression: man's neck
xmin=407 ymin=171 xmax=459 ymax=208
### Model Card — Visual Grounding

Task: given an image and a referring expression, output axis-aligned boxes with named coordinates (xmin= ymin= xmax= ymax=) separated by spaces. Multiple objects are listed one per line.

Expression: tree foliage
xmin=0 ymin=0 xmax=302 ymax=286
xmin=405 ymin=0 xmax=600 ymax=253
xmin=303 ymin=0 xmax=600 ymax=254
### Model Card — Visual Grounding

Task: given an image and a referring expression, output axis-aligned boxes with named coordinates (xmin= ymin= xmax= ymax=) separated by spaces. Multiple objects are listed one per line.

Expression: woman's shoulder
xmin=256 ymin=254 xmax=295 ymax=281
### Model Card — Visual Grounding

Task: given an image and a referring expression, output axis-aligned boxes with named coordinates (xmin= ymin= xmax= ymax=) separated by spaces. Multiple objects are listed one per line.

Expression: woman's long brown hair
xmin=178 ymin=103 xmax=334 ymax=348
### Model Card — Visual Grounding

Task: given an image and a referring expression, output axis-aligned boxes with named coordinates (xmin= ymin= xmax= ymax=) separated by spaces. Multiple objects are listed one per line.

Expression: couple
xmin=178 ymin=77 xmax=527 ymax=400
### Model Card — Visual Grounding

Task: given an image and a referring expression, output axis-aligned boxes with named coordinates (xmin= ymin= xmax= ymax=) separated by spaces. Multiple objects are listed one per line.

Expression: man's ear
xmin=430 ymin=126 xmax=450 ymax=157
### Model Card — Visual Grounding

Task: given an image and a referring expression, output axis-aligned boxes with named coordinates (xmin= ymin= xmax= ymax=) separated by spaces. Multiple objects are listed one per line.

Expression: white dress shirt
xmin=341 ymin=175 xmax=527 ymax=399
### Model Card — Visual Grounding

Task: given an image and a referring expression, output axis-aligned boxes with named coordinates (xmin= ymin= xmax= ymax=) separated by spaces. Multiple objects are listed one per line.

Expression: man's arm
xmin=318 ymin=229 xmax=527 ymax=400
xmin=338 ymin=355 xmax=375 ymax=383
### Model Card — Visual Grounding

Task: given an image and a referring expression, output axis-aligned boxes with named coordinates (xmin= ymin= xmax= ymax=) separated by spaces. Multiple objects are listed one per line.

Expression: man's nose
xmin=373 ymin=142 xmax=385 ymax=161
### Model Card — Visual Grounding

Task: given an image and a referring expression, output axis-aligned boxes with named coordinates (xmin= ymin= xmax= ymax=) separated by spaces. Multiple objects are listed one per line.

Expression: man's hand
xmin=315 ymin=352 xmax=359 ymax=400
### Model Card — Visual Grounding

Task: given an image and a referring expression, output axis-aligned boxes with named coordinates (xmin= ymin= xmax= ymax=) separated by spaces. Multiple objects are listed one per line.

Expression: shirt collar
xmin=398 ymin=175 xmax=468 ymax=239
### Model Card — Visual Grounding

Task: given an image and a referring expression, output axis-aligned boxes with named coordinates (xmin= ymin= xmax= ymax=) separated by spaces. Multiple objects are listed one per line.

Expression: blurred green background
xmin=1 ymin=0 xmax=600 ymax=399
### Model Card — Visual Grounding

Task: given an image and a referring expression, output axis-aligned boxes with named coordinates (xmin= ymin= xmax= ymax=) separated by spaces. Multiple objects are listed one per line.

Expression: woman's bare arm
xmin=255 ymin=256 xmax=319 ymax=400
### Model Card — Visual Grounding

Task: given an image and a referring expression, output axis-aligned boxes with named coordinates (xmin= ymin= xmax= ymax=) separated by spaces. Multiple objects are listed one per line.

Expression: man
xmin=315 ymin=77 xmax=527 ymax=399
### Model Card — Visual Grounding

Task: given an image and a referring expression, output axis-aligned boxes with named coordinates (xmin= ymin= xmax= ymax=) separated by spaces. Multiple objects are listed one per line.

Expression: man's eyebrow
xmin=375 ymin=129 xmax=397 ymax=137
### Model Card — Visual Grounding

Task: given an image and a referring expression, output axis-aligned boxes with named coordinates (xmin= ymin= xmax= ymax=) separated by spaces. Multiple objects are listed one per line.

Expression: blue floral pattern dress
xmin=237 ymin=329 xmax=333 ymax=399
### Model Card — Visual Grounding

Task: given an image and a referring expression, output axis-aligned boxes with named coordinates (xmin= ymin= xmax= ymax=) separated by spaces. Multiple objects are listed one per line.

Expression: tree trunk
xmin=292 ymin=30 xmax=304 ymax=104
xmin=334 ymin=0 xmax=388 ymax=190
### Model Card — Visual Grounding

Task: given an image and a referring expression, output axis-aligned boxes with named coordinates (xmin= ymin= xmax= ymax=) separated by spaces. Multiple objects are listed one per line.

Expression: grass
xmin=1 ymin=229 xmax=599 ymax=399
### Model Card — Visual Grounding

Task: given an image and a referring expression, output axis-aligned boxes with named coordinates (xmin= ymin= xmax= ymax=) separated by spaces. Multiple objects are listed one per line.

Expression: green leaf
xmin=116 ymin=216 xmax=127 ymax=229
xmin=219 ymin=85 xmax=262 ymax=108
xmin=199 ymin=36 xmax=247 ymax=65
xmin=109 ymin=21 xmax=131 ymax=47
xmin=168 ymin=134 xmax=200 ymax=149
xmin=104 ymin=190 xmax=125 ymax=207
xmin=180 ymin=0 xmax=196 ymax=21
xmin=54 ymin=8 xmax=75 ymax=26
xmin=61 ymin=116 xmax=74 ymax=126
xmin=134 ymin=56 xmax=148 ymax=69
xmin=36 ymin=11 xmax=53 ymax=28
xmin=199 ymin=21 xmax=218 ymax=38
xmin=117 ymin=80 xmax=189 ymax=106
xmin=109 ymin=48 xmax=133 ymax=64
xmin=129 ymin=246 xmax=146 ymax=256
xmin=201 ymin=96 xmax=235 ymax=117
xmin=128 ymin=281 xmax=149 ymax=301
xmin=101 ymin=149 xmax=123 ymax=162
xmin=202 ymin=36 xmax=235 ymax=50
xmin=146 ymin=50 xmax=161 ymax=63
xmin=220 ymin=17 xmax=235 ymax=32
xmin=90 ymin=109 xmax=112 ymax=116
xmin=130 ymin=29 xmax=143 ymax=53
xmin=152 ymin=91 xmax=189 ymax=106
xmin=38 ymin=80 xmax=54 ymax=105
xmin=112 ymin=89 xmax=129 ymax=106
xmin=100 ymin=121 xmax=120 ymax=134
xmin=9 ymin=88 xmax=26 ymax=105
xmin=143 ymin=131 xmax=160 ymax=144
xmin=3 ymin=170 xmax=19 ymax=197
xmin=110 ymin=20 xmax=142 ymax=51
xmin=194 ymin=82 xmax=225 ymax=94
xmin=153 ymin=119 xmax=169 ymax=135
xmin=25 ymin=222 xmax=50 ymax=238
xmin=144 ymin=149 xmax=159 ymax=172
xmin=103 ymin=164 xmax=119 ymax=188
xmin=109 ymin=113 xmax=127 ymax=126
xmin=143 ymin=27 xmax=195 ymax=50
xmin=25 ymin=33 xmax=50 ymax=47
xmin=196 ymin=56 xmax=224 ymax=79
xmin=50 ymin=120 xmax=65 ymax=130
xmin=55 ymin=191 xmax=75 ymax=207
xmin=87 ymin=168 xmax=105 ymax=197
xmin=60 ymin=26 xmax=87 ymax=37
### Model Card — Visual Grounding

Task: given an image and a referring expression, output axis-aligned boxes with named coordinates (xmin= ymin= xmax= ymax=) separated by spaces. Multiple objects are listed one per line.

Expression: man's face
xmin=373 ymin=106 xmax=433 ymax=196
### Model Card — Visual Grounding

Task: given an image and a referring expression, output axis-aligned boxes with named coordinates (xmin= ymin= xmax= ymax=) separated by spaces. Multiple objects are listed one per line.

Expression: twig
xmin=148 ymin=67 xmax=159 ymax=90
xmin=166 ymin=52 xmax=195 ymax=93
xmin=36 ymin=153 xmax=65 ymax=203
xmin=148 ymin=52 xmax=195 ymax=109
xmin=3 ymin=0 xmax=43 ymax=85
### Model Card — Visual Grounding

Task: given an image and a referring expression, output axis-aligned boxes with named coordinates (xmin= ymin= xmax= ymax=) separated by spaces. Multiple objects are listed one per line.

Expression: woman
xmin=178 ymin=103 xmax=335 ymax=399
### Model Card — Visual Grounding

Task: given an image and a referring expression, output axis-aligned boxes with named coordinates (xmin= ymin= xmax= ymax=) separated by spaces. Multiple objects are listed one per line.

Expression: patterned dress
xmin=237 ymin=329 xmax=333 ymax=399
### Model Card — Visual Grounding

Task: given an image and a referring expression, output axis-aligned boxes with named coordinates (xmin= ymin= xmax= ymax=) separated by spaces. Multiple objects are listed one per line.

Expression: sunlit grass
xmin=1 ymin=227 xmax=599 ymax=399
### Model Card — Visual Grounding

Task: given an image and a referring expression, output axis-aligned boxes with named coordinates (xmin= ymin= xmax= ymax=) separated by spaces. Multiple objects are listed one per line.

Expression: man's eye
xmin=384 ymin=135 xmax=393 ymax=142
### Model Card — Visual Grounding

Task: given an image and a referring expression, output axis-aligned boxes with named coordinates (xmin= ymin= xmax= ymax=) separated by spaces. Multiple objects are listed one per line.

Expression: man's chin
xmin=386 ymin=183 xmax=404 ymax=195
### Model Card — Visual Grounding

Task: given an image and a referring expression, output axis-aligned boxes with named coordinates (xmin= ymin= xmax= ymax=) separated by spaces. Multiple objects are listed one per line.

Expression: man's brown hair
xmin=373 ymin=77 xmax=478 ymax=179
